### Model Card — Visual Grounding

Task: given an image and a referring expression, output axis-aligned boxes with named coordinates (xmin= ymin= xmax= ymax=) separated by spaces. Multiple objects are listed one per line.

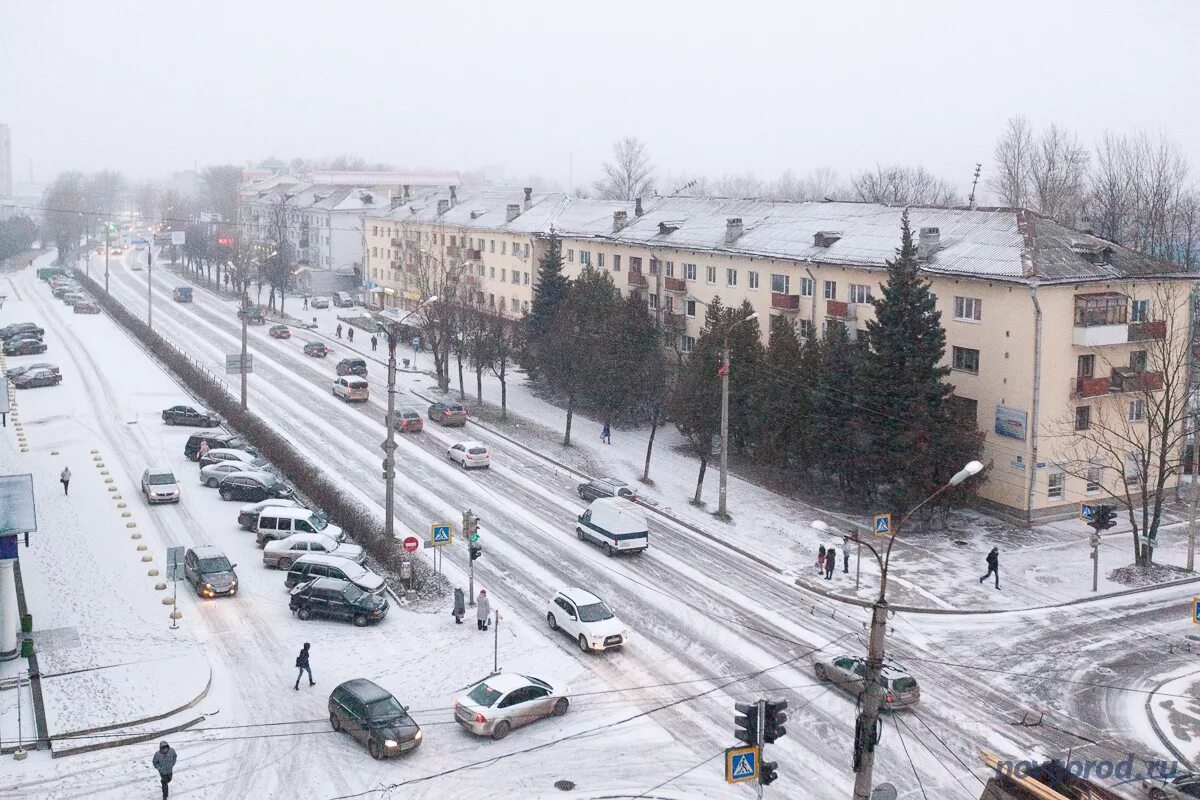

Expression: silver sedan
xmin=453 ymin=674 xmax=568 ymax=740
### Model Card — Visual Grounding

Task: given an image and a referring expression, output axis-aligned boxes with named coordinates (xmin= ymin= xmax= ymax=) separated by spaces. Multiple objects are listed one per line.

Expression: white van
xmin=576 ymin=497 xmax=649 ymax=556
xmin=333 ymin=291 xmax=354 ymax=307
xmin=256 ymin=506 xmax=344 ymax=546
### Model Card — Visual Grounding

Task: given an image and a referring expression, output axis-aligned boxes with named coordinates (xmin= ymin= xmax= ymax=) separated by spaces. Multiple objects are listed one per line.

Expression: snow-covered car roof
xmin=265 ymin=532 xmax=336 ymax=550
xmin=557 ymin=587 xmax=604 ymax=607
xmin=455 ymin=440 xmax=487 ymax=450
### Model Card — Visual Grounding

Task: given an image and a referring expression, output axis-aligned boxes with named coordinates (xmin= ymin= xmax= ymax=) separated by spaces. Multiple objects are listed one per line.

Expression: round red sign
xmin=402 ymin=536 xmax=420 ymax=553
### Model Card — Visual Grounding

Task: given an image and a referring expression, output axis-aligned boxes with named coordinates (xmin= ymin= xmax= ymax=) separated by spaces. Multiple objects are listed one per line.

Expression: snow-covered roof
xmin=309 ymin=170 xmax=461 ymax=187
xmin=0 ymin=473 xmax=36 ymax=534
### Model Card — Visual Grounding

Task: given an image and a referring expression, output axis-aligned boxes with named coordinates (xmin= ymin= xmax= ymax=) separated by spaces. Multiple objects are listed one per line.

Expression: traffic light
xmin=1094 ymin=504 xmax=1118 ymax=530
xmin=733 ymin=701 xmax=759 ymax=745
xmin=760 ymin=761 xmax=779 ymax=786
xmin=469 ymin=541 xmax=483 ymax=561
xmin=763 ymin=699 xmax=788 ymax=744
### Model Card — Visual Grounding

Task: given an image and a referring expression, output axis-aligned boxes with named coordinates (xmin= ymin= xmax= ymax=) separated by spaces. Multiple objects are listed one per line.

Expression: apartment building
xmin=364 ymin=189 xmax=1194 ymax=523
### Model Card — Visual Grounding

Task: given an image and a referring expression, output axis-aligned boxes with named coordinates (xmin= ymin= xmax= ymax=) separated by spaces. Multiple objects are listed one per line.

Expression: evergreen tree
xmin=518 ymin=234 xmax=569 ymax=380
xmin=724 ymin=300 xmax=765 ymax=455
xmin=671 ymin=299 xmax=725 ymax=504
xmin=758 ymin=315 xmax=809 ymax=469
xmin=545 ymin=267 xmax=618 ymax=445
xmin=863 ymin=211 xmax=983 ymax=513
xmin=811 ymin=323 xmax=871 ymax=496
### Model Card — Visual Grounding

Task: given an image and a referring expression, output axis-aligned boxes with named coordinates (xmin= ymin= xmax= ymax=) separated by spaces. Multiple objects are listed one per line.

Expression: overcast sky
xmin=3 ymin=0 xmax=1199 ymax=198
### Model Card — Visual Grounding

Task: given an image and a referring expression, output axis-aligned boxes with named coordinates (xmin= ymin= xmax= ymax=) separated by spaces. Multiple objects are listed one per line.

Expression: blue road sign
xmin=873 ymin=513 xmax=892 ymax=537
xmin=1192 ymin=597 xmax=1200 ymax=625
xmin=411 ymin=337 xmax=420 ymax=350
xmin=430 ymin=522 xmax=453 ymax=546
xmin=1079 ymin=502 xmax=1096 ymax=522
xmin=725 ymin=745 xmax=759 ymax=784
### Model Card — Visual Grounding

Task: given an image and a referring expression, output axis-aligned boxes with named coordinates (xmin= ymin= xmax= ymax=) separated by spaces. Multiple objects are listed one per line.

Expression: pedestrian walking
xmin=371 ymin=335 xmax=378 ymax=352
xmin=476 ymin=589 xmax=491 ymax=631
xmin=197 ymin=440 xmax=209 ymax=462
xmin=303 ymin=296 xmax=308 ymax=310
xmin=452 ymin=587 xmax=466 ymax=624
xmin=979 ymin=546 xmax=1000 ymax=589
xmin=600 ymin=422 xmax=611 ymax=444
xmin=152 ymin=741 xmax=177 ymax=799
xmin=294 ymin=642 xmax=314 ymax=690
xmin=347 ymin=327 xmax=354 ymax=342
xmin=816 ymin=544 xmax=826 ymax=575
xmin=336 ymin=323 xmax=343 ymax=339
xmin=841 ymin=536 xmax=851 ymax=573
xmin=59 ymin=466 xmax=71 ymax=496
xmin=824 ymin=547 xmax=836 ymax=580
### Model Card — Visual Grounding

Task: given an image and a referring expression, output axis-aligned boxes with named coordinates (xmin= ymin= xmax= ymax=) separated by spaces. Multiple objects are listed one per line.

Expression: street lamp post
xmin=812 ymin=459 xmax=983 ymax=800
xmin=717 ymin=311 xmax=759 ymax=520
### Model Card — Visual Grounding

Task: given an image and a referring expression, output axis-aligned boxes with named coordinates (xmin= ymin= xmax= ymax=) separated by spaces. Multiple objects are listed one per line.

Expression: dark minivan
xmin=289 ymin=577 xmax=388 ymax=626
xmin=329 ymin=679 xmax=422 ymax=759
xmin=336 ymin=357 xmax=367 ymax=377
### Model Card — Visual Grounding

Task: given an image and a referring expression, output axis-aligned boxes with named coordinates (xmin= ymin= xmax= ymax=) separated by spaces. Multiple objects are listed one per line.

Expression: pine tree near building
xmin=518 ymin=234 xmax=570 ymax=382
xmin=757 ymin=315 xmax=811 ymax=470
xmin=811 ymin=322 xmax=871 ymax=496
xmin=671 ymin=298 xmax=725 ymax=504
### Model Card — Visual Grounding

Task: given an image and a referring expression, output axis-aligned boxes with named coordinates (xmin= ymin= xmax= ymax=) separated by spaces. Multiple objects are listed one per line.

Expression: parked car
xmin=173 ymin=287 xmax=193 ymax=302
xmin=11 ymin=368 xmax=62 ymax=389
xmin=577 ymin=477 xmax=637 ymax=503
xmin=217 ymin=471 xmax=293 ymax=502
xmin=333 ymin=291 xmax=354 ymax=308
xmin=184 ymin=545 xmax=238 ymax=598
xmin=447 ymin=441 xmax=490 ymax=469
xmin=576 ymin=498 xmax=649 ymax=556
xmin=0 ymin=323 xmax=43 ymax=340
xmin=285 ymin=554 xmax=386 ymax=595
xmin=1143 ymin=771 xmax=1200 ymax=799
xmin=269 ymin=324 xmax=291 ymax=339
xmin=162 ymin=404 xmax=221 ymax=427
xmin=428 ymin=401 xmax=468 ymax=427
xmin=546 ymin=588 xmax=629 ymax=653
xmin=254 ymin=506 xmax=343 ymax=546
xmin=329 ymin=679 xmax=421 ymax=759
xmin=336 ymin=358 xmax=367 ymax=377
xmin=289 ymin=577 xmax=387 ymax=626
xmin=310 ymin=296 xmax=330 ymax=309
xmin=5 ymin=363 xmax=58 ymax=380
xmin=453 ymin=674 xmax=569 ymax=740
xmin=141 ymin=468 xmax=181 ymax=504
xmin=73 ymin=300 xmax=101 ymax=314
xmin=333 ymin=376 xmax=369 ymax=402
xmin=4 ymin=339 xmax=47 ymax=356
xmin=303 ymin=341 xmax=329 ymax=358
xmin=263 ymin=533 xmax=364 ymax=570
xmin=198 ymin=447 xmax=267 ymax=469
xmin=237 ymin=498 xmax=302 ymax=530
xmin=51 ymin=284 xmax=80 ymax=298
xmin=237 ymin=305 xmax=265 ymax=324
xmin=62 ymin=292 xmax=88 ymax=306
xmin=184 ymin=431 xmax=255 ymax=461
xmin=201 ymin=462 xmax=266 ymax=488
xmin=388 ymin=408 xmax=423 ymax=433
xmin=813 ymin=655 xmax=921 ymax=710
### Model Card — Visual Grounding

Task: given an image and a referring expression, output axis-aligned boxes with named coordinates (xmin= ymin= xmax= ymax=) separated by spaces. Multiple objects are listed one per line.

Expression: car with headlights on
xmin=546 ymin=588 xmax=629 ymax=652
xmin=183 ymin=545 xmax=238 ymax=598
xmin=303 ymin=341 xmax=329 ymax=358
xmin=453 ymin=673 xmax=569 ymax=740
xmin=428 ymin=401 xmax=468 ymax=427
xmin=269 ymin=324 xmax=291 ymax=339
xmin=329 ymin=679 xmax=420 ymax=759
xmin=387 ymin=408 xmax=423 ymax=433
xmin=141 ymin=468 xmax=181 ymax=504
xmin=263 ymin=533 xmax=364 ymax=570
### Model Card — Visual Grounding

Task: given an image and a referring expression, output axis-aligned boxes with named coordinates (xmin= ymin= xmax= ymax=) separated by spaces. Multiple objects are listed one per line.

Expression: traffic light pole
xmin=1092 ymin=531 xmax=1100 ymax=592
xmin=755 ymin=699 xmax=766 ymax=800
xmin=464 ymin=509 xmax=476 ymax=606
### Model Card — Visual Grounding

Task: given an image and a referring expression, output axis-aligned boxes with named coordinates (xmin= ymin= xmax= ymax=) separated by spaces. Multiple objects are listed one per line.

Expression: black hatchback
xmin=290 ymin=577 xmax=388 ymax=627
xmin=329 ymin=678 xmax=421 ymax=759
xmin=163 ymin=404 xmax=221 ymax=427
xmin=184 ymin=431 xmax=256 ymax=461
xmin=336 ymin=358 xmax=367 ymax=377
xmin=217 ymin=471 xmax=292 ymax=502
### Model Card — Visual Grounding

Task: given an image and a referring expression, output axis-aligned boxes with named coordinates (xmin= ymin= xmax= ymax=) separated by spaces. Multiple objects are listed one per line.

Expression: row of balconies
xmin=1073 ymin=369 xmax=1164 ymax=398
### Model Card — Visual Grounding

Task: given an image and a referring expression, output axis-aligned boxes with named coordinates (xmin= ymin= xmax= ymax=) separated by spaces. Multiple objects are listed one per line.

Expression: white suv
xmin=545 ymin=588 xmax=629 ymax=653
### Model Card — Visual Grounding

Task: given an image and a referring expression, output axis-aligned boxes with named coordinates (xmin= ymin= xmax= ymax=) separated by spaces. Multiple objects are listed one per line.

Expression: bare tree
xmin=710 ymin=172 xmax=764 ymax=199
xmin=852 ymin=164 xmax=962 ymax=205
xmin=768 ymin=167 xmax=846 ymax=201
xmin=262 ymin=194 xmax=295 ymax=314
xmin=401 ymin=218 xmax=469 ymax=392
xmin=593 ymin=136 xmax=655 ymax=200
xmin=990 ymin=116 xmax=1034 ymax=208
xmin=1028 ymin=123 xmax=1088 ymax=225
xmin=1056 ymin=282 xmax=1192 ymax=566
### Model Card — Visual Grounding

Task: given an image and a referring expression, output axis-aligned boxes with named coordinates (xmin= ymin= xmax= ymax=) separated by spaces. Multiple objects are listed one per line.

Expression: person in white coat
xmin=842 ymin=536 xmax=851 ymax=573
xmin=476 ymin=589 xmax=491 ymax=631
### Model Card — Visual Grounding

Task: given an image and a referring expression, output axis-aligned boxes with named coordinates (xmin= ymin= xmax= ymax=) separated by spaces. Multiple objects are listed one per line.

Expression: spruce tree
xmin=671 ymin=298 xmax=725 ymax=504
xmin=518 ymin=234 xmax=570 ymax=380
xmin=759 ymin=315 xmax=808 ymax=469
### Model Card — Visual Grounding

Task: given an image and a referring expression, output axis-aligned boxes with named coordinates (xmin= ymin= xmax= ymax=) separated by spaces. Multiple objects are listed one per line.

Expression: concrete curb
xmin=1144 ymin=674 xmax=1198 ymax=772
xmin=49 ymin=714 xmax=207 ymax=759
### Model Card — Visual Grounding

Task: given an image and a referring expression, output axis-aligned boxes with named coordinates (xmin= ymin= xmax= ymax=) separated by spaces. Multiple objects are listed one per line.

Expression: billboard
xmin=994 ymin=406 xmax=1028 ymax=440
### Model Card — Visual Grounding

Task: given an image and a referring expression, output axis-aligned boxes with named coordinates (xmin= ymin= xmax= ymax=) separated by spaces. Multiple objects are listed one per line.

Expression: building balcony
xmin=826 ymin=299 xmax=853 ymax=318
xmin=627 ymin=272 xmax=648 ymax=288
xmin=1072 ymin=371 xmax=1164 ymax=398
xmin=1074 ymin=292 xmax=1128 ymax=346
xmin=1073 ymin=324 xmax=1128 ymax=347
xmin=391 ymin=237 xmax=402 ymax=247
xmin=465 ymin=249 xmax=482 ymax=260
xmin=772 ymin=293 xmax=800 ymax=311
xmin=664 ymin=276 xmax=687 ymax=293
xmin=663 ymin=311 xmax=687 ymax=329
xmin=1128 ymin=320 xmax=1166 ymax=342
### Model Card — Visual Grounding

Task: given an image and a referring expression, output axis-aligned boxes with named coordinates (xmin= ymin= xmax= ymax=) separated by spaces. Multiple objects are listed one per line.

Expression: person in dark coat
xmin=452 ymin=587 xmax=466 ymax=624
xmin=294 ymin=642 xmax=313 ymax=690
xmin=152 ymin=741 xmax=177 ymax=799
xmin=371 ymin=335 xmax=378 ymax=352
xmin=347 ymin=327 xmax=354 ymax=342
xmin=476 ymin=589 xmax=491 ymax=631
xmin=60 ymin=466 xmax=71 ymax=496
xmin=824 ymin=547 xmax=836 ymax=580
xmin=600 ymin=422 xmax=611 ymax=444
xmin=817 ymin=544 xmax=826 ymax=574
xmin=303 ymin=296 xmax=309 ymax=310
xmin=979 ymin=547 xmax=1000 ymax=589
xmin=336 ymin=323 xmax=343 ymax=339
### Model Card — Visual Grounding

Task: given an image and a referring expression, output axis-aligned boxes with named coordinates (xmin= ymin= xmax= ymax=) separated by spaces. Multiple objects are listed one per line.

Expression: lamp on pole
xmin=717 ymin=311 xmax=759 ymax=520
xmin=813 ymin=460 xmax=983 ymax=800
xmin=378 ymin=295 xmax=437 ymax=541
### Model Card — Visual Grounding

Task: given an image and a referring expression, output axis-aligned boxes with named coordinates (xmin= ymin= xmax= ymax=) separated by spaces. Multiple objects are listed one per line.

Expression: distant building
xmin=0 ymin=124 xmax=12 ymax=198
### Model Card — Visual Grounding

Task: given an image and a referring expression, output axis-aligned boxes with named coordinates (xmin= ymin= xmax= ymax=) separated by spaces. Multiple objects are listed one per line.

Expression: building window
xmin=824 ymin=281 xmax=837 ymax=300
xmin=706 ymin=266 xmax=717 ymax=284
xmin=681 ymin=335 xmax=695 ymax=353
xmin=1125 ymin=453 xmax=1143 ymax=486
xmin=511 ymin=270 xmax=520 ymax=284
xmin=648 ymin=293 xmax=658 ymax=310
xmin=597 ymin=253 xmax=605 ymax=268
xmin=523 ymin=243 xmax=530 ymax=258
xmin=511 ymin=297 xmax=520 ymax=311
xmin=685 ymin=299 xmax=697 ymax=317
xmin=489 ymin=267 xmax=496 ymax=279
xmin=501 ymin=241 xmax=507 ymax=255
xmin=1086 ymin=466 xmax=1101 ymax=494
xmin=629 ymin=256 xmax=643 ymax=272
xmin=488 ymin=293 xmax=495 ymax=306
xmin=1075 ymin=406 xmax=1091 ymax=430
xmin=613 ymin=255 xmax=622 ymax=272
xmin=1129 ymin=350 xmax=1147 ymax=373
xmin=500 ymin=269 xmax=506 ymax=282
xmin=748 ymin=271 xmax=759 ymax=290
xmin=798 ymin=318 xmax=813 ymax=338
xmin=490 ymin=240 xmax=495 ymax=253
xmin=451 ymin=235 xmax=457 ymax=247
xmin=580 ymin=250 xmax=591 ymax=266
xmin=849 ymin=284 xmax=873 ymax=304
xmin=664 ymin=261 xmax=674 ymax=277
xmin=683 ymin=263 xmax=696 ymax=281
xmin=800 ymin=277 xmax=814 ymax=296
xmin=524 ymin=272 xmax=530 ymax=285
xmin=1129 ymin=400 xmax=1145 ymax=422
xmin=771 ymin=274 xmax=789 ymax=294
xmin=952 ymin=346 xmax=980 ymax=374
xmin=1048 ymin=471 xmax=1065 ymax=499
xmin=1077 ymin=354 xmax=1095 ymax=378
xmin=954 ymin=296 xmax=982 ymax=322
xmin=372 ymin=247 xmax=378 ymax=257
xmin=567 ymin=249 xmax=574 ymax=262
xmin=726 ymin=268 xmax=738 ymax=287
xmin=1075 ymin=294 xmax=1127 ymax=326
xmin=1131 ymin=299 xmax=1149 ymax=323
xmin=372 ymin=226 xmax=378 ymax=236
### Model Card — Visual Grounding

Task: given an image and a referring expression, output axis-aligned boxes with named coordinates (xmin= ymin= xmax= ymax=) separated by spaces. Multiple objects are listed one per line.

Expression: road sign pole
xmin=855 ymin=538 xmax=862 ymax=591
xmin=240 ymin=279 xmax=249 ymax=410
xmin=1092 ymin=533 xmax=1100 ymax=592
xmin=491 ymin=609 xmax=501 ymax=676
xmin=465 ymin=510 xmax=476 ymax=606
xmin=1189 ymin=412 xmax=1199 ymax=572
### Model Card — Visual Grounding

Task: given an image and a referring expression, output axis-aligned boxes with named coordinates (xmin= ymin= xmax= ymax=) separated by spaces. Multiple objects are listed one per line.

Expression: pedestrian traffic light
xmin=733 ymin=701 xmax=759 ymax=745
xmin=763 ymin=699 xmax=788 ymax=744
xmin=469 ymin=541 xmax=483 ymax=561
xmin=1094 ymin=504 xmax=1118 ymax=530
xmin=759 ymin=760 xmax=779 ymax=786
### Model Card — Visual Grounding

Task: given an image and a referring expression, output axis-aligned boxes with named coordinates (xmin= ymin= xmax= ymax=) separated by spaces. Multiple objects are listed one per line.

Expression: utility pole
xmin=383 ymin=323 xmax=399 ymax=539
xmin=147 ymin=243 xmax=153 ymax=330
xmin=1189 ymin=411 xmax=1199 ymax=572
xmin=240 ymin=276 xmax=249 ymax=410
xmin=718 ymin=311 xmax=758 ymax=520
xmin=104 ymin=225 xmax=110 ymax=294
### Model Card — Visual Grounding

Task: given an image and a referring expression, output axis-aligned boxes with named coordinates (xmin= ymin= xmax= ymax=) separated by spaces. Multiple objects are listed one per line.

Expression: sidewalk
xmin=1147 ymin=666 xmax=1200 ymax=770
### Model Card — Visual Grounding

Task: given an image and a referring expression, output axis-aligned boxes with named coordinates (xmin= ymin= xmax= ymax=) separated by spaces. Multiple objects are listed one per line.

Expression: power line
xmin=894 ymin=714 xmax=931 ymax=800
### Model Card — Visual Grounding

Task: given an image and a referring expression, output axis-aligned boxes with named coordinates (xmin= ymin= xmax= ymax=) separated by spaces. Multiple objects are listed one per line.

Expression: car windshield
xmin=342 ymin=584 xmax=366 ymax=603
xmin=258 ymin=474 xmax=279 ymax=487
xmin=249 ymin=458 xmax=270 ymax=469
xmin=891 ymin=676 xmax=918 ymax=691
xmin=199 ymin=556 xmax=232 ymax=573
xmin=365 ymin=695 xmax=407 ymax=723
xmin=309 ymin=515 xmax=327 ymax=531
xmin=577 ymin=601 xmax=614 ymax=623
xmin=449 ymin=405 xmax=464 ymax=412
xmin=148 ymin=473 xmax=176 ymax=485
xmin=467 ymin=682 xmax=503 ymax=707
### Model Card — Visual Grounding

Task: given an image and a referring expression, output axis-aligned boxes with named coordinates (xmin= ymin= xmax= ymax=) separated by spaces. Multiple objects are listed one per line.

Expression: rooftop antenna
xmin=669 ymin=179 xmax=697 ymax=198
xmin=968 ymin=163 xmax=982 ymax=209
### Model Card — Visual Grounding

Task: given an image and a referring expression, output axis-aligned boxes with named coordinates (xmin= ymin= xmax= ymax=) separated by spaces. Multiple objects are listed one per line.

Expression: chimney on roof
xmin=634 ymin=197 xmax=644 ymax=217
xmin=613 ymin=210 xmax=628 ymax=232
xmin=390 ymin=195 xmax=404 ymax=211
xmin=918 ymin=227 xmax=942 ymax=259
xmin=437 ymin=199 xmax=450 ymax=216
xmin=403 ymin=184 xmax=411 ymax=199
xmin=470 ymin=210 xmax=481 ymax=220
xmin=449 ymin=186 xmax=457 ymax=206
xmin=814 ymin=231 xmax=842 ymax=247
xmin=725 ymin=218 xmax=744 ymax=244
xmin=506 ymin=204 xmax=521 ymax=223
xmin=523 ymin=187 xmax=533 ymax=211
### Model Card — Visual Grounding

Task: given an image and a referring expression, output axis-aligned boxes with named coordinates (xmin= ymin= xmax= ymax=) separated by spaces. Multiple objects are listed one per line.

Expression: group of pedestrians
xmin=452 ymin=587 xmax=492 ymax=630
xmin=815 ymin=538 xmax=851 ymax=580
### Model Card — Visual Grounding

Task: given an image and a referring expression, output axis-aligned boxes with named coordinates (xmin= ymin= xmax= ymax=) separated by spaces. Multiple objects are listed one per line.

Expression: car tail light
xmin=474 ymin=712 xmax=487 ymax=724
xmin=885 ymin=691 xmax=894 ymax=703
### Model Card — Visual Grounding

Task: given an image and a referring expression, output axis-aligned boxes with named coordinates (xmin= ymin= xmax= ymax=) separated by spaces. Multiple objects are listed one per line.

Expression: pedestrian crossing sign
xmin=873 ymin=513 xmax=892 ymax=537
xmin=725 ymin=745 xmax=759 ymax=784
xmin=430 ymin=523 xmax=453 ymax=546
xmin=1079 ymin=502 xmax=1096 ymax=522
